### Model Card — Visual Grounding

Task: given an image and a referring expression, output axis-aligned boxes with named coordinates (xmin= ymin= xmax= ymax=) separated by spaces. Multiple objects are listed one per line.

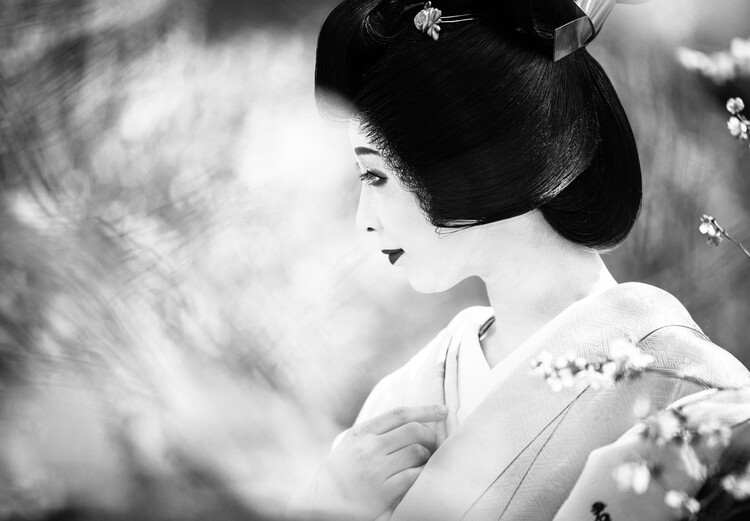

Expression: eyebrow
xmin=354 ymin=146 xmax=380 ymax=156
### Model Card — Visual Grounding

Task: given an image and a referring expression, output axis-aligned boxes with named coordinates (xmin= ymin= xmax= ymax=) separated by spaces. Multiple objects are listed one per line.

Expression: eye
xmin=359 ymin=170 xmax=387 ymax=186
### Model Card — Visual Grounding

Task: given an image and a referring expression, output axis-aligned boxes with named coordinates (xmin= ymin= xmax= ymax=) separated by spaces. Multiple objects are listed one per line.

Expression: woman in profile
xmin=294 ymin=1 xmax=750 ymax=519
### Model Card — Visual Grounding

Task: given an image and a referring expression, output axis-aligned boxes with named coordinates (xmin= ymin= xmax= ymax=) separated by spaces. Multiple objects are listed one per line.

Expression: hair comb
xmin=413 ymin=2 xmax=476 ymax=41
xmin=554 ymin=0 xmax=616 ymax=61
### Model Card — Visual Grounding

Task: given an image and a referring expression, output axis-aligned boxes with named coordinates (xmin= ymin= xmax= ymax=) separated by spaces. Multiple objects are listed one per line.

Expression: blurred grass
xmin=0 ymin=0 xmax=749 ymax=517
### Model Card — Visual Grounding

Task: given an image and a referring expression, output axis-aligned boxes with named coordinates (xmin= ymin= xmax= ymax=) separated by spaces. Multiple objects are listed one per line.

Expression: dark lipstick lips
xmin=381 ymin=249 xmax=405 ymax=265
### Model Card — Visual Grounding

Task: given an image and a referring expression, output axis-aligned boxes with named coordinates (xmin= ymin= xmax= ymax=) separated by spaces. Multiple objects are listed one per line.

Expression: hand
xmin=312 ymin=405 xmax=448 ymax=520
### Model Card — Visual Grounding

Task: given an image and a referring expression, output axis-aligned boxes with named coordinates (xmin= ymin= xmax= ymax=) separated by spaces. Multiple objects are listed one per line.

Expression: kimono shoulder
xmin=354 ymin=306 xmax=492 ymax=424
xmin=640 ymin=322 xmax=750 ymax=390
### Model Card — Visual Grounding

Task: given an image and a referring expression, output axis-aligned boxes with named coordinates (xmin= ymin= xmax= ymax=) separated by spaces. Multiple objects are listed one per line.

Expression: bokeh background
xmin=1 ymin=0 xmax=750 ymax=518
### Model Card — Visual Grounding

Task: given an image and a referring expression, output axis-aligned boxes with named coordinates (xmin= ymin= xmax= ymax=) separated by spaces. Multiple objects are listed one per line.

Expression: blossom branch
xmin=676 ymin=38 xmax=750 ymax=85
xmin=726 ymin=97 xmax=750 ymax=146
xmin=530 ymin=336 xmax=655 ymax=393
xmin=699 ymin=215 xmax=750 ymax=261
xmin=533 ymin=333 xmax=750 ymax=519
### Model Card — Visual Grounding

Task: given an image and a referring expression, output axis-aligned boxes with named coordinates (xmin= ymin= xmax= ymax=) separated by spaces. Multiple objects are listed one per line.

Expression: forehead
xmin=348 ymin=119 xmax=378 ymax=151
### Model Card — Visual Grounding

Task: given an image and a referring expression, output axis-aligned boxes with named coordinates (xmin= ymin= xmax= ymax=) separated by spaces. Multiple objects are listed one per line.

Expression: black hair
xmin=315 ymin=0 xmax=642 ymax=250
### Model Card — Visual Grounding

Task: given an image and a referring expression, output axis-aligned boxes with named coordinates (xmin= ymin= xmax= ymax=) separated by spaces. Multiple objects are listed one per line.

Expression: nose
xmin=356 ymin=184 xmax=380 ymax=233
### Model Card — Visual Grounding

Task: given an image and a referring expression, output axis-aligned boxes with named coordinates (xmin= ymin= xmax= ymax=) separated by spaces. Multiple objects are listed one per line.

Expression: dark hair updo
xmin=315 ymin=0 xmax=642 ymax=250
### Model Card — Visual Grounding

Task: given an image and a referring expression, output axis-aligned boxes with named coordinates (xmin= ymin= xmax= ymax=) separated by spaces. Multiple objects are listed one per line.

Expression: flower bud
xmin=726 ymin=97 xmax=745 ymax=115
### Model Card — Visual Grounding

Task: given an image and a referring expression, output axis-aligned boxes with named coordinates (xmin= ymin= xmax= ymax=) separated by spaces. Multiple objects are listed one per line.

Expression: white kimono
xmin=345 ymin=283 xmax=750 ymax=520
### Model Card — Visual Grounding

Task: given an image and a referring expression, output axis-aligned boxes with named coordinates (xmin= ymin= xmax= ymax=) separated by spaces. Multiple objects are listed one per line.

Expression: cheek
xmin=397 ymin=215 xmax=442 ymax=257
xmin=376 ymin=189 xmax=425 ymax=237
xmin=377 ymin=181 xmax=465 ymax=269
xmin=388 ymin=192 xmax=434 ymax=238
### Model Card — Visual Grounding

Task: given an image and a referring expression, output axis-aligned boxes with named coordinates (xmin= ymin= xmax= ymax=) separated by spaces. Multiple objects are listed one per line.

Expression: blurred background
xmin=1 ymin=0 xmax=749 ymax=518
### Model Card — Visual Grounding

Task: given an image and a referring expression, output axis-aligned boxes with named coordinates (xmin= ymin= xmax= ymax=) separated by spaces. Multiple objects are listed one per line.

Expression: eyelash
xmin=359 ymin=170 xmax=387 ymax=186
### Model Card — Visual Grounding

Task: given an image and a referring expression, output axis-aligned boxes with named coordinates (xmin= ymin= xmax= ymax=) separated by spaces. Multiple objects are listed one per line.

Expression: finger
xmin=364 ymin=405 xmax=448 ymax=435
xmin=382 ymin=464 xmax=424 ymax=503
xmin=435 ymin=416 xmax=447 ymax=447
xmin=384 ymin=444 xmax=432 ymax=479
xmin=380 ymin=422 xmax=438 ymax=454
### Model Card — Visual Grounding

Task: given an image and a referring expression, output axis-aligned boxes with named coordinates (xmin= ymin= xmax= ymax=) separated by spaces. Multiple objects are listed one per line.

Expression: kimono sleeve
xmin=331 ymin=327 xmax=450 ymax=450
xmin=329 ymin=371 xmax=406 ymax=450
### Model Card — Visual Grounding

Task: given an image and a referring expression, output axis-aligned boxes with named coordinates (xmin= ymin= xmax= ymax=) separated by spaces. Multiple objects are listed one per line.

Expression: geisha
xmin=292 ymin=0 xmax=750 ymax=519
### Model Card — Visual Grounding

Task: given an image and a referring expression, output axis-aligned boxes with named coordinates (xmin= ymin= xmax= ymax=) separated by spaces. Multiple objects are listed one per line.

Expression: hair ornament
xmin=553 ymin=0 xmax=616 ymax=61
xmin=413 ymin=2 xmax=476 ymax=41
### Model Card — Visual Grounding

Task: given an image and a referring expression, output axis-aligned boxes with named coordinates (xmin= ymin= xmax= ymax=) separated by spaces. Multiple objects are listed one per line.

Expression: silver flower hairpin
xmin=413 ymin=2 xmax=476 ymax=42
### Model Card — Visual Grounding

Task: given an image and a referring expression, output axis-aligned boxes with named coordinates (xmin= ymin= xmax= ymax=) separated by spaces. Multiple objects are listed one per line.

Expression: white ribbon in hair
xmin=553 ymin=0 xmax=616 ymax=61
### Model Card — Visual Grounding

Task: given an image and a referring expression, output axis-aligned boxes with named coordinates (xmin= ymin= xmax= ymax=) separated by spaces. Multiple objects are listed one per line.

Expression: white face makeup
xmin=349 ymin=120 xmax=479 ymax=293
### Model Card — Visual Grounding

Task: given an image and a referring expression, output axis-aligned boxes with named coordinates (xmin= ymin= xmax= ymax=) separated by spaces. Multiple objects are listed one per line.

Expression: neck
xmin=475 ymin=216 xmax=617 ymax=368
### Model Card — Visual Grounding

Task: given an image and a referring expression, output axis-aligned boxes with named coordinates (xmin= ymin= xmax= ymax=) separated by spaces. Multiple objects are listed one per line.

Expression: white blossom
xmin=574 ymin=370 xmax=591 ymax=393
xmin=722 ymin=463 xmax=750 ymax=500
xmin=585 ymin=365 xmax=616 ymax=390
xmin=730 ymin=37 xmax=750 ymax=62
xmin=547 ymin=376 xmax=564 ymax=393
xmin=708 ymin=52 xmax=738 ymax=83
xmin=533 ymin=336 xmax=655 ymax=393
xmin=554 ymin=355 xmax=569 ymax=369
xmin=664 ymin=490 xmax=700 ymax=516
xmin=697 ymin=419 xmax=732 ymax=448
xmin=613 ymin=462 xmax=651 ymax=495
xmin=699 ymin=215 xmax=724 ymax=246
xmin=652 ymin=410 xmax=682 ymax=444
xmin=727 ymin=116 xmax=748 ymax=139
xmin=728 ymin=116 xmax=743 ymax=136
xmin=558 ymin=367 xmax=575 ymax=388
xmin=726 ymin=97 xmax=745 ymax=115
xmin=677 ymin=42 xmax=750 ymax=84
xmin=676 ymin=47 xmax=710 ymax=71
xmin=609 ymin=338 xmax=654 ymax=374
